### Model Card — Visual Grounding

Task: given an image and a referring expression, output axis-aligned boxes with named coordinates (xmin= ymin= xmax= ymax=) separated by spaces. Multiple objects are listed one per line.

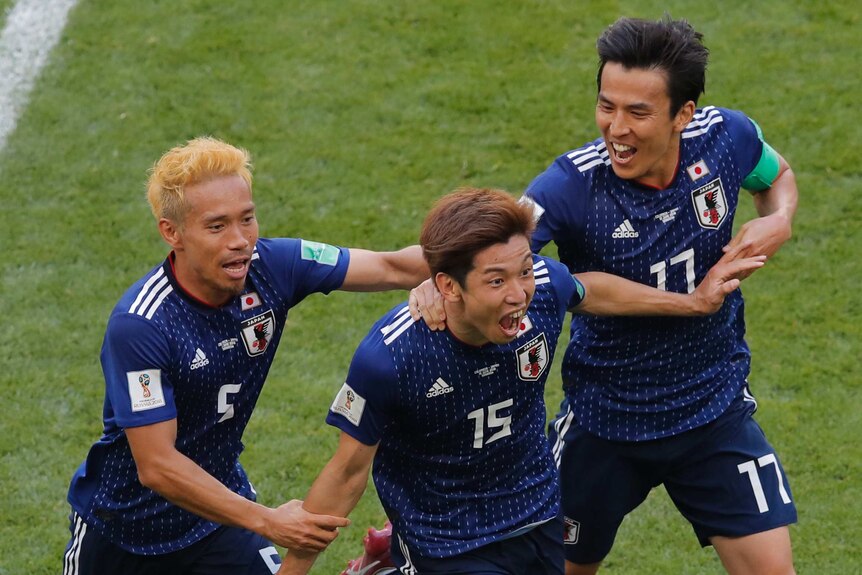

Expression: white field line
xmin=0 ymin=0 xmax=78 ymax=153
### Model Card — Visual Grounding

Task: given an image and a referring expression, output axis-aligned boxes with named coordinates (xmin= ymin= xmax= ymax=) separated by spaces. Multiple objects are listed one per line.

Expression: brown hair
xmin=420 ymin=188 xmax=535 ymax=285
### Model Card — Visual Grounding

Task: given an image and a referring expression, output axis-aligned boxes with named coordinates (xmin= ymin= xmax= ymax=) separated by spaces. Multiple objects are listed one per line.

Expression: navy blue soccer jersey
xmin=523 ymin=106 xmax=765 ymax=442
xmin=325 ymin=256 xmax=584 ymax=559
xmin=67 ymin=238 xmax=350 ymax=554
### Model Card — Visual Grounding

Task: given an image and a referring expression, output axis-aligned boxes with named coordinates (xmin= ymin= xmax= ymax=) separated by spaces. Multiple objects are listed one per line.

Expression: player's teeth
xmin=613 ymin=143 xmax=632 ymax=151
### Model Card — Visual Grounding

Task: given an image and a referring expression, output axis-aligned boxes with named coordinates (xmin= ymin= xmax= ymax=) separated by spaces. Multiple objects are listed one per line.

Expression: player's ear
xmin=673 ymin=101 xmax=695 ymax=132
xmin=158 ymin=218 xmax=183 ymax=249
xmin=435 ymin=273 xmax=462 ymax=302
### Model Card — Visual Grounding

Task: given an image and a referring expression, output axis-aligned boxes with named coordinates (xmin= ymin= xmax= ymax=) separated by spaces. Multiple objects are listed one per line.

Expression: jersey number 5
xmin=218 ymin=384 xmax=242 ymax=423
xmin=467 ymin=399 xmax=513 ymax=449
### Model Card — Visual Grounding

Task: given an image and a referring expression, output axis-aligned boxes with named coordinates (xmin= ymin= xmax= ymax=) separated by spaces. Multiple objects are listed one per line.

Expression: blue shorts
xmin=549 ymin=390 xmax=797 ymax=564
xmin=390 ymin=517 xmax=564 ymax=574
xmin=62 ymin=511 xmax=281 ymax=575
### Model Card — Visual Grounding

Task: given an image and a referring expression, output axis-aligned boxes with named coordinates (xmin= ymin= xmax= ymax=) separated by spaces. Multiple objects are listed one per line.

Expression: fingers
xmin=719 ymin=239 xmax=755 ymax=262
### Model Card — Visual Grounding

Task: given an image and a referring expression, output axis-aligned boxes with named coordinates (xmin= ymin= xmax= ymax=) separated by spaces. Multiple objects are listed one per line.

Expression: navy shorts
xmin=62 ymin=511 xmax=281 ymax=575
xmin=549 ymin=391 xmax=797 ymax=564
xmin=390 ymin=517 xmax=564 ymax=574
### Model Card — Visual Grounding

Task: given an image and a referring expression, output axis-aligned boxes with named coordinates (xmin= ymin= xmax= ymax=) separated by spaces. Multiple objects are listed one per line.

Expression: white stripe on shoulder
xmin=129 ymin=267 xmax=165 ymax=314
xmin=533 ymin=259 xmax=551 ymax=285
xmin=251 ymin=246 xmax=260 ymax=261
xmin=381 ymin=306 xmax=416 ymax=345
xmin=129 ymin=274 xmax=172 ymax=319
xmin=682 ymin=106 xmax=723 ymax=139
xmin=567 ymin=142 xmax=610 ymax=173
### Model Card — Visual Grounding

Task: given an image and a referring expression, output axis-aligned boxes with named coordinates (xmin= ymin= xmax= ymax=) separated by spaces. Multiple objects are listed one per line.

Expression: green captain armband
xmin=742 ymin=119 xmax=781 ymax=192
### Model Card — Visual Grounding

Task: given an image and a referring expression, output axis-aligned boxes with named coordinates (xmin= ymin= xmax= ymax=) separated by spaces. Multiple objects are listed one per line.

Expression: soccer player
xmin=521 ymin=16 xmax=799 ymax=575
xmin=277 ymin=188 xmax=764 ymax=575
xmin=63 ymin=137 xmax=431 ymax=575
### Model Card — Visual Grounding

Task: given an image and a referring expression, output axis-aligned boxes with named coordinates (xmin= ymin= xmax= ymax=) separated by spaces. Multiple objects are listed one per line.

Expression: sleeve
xmin=325 ymin=333 xmax=398 ymax=446
xmin=721 ymin=108 xmax=778 ymax=191
xmin=101 ymin=313 xmax=177 ymax=428
xmin=522 ymin=156 xmax=588 ymax=255
xmin=544 ymin=257 xmax=586 ymax=312
xmin=256 ymin=237 xmax=351 ymax=306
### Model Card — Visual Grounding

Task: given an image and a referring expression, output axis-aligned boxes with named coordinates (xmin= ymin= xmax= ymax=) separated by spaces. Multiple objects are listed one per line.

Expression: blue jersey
xmin=66 ymin=238 xmax=350 ymax=554
xmin=326 ymin=257 xmax=584 ymax=559
xmin=524 ymin=107 xmax=764 ymax=442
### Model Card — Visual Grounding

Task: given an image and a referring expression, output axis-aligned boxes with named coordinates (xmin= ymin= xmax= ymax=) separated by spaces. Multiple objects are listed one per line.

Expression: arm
xmin=126 ymin=419 xmax=349 ymax=551
xmin=341 ymin=245 xmax=429 ymax=291
xmin=278 ymin=433 xmax=378 ymax=575
xmin=725 ymin=152 xmax=798 ymax=262
xmin=575 ymin=244 xmax=766 ymax=316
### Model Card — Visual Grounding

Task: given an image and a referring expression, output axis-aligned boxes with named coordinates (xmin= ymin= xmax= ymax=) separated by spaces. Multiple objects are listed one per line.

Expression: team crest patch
xmin=240 ymin=310 xmax=276 ymax=357
xmin=516 ymin=333 xmax=548 ymax=381
xmin=564 ymin=517 xmax=580 ymax=544
xmin=330 ymin=383 xmax=366 ymax=426
xmin=691 ymin=177 xmax=728 ymax=229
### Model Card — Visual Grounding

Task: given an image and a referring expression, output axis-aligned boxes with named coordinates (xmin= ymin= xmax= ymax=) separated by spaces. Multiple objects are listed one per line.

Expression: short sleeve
xmin=325 ymin=334 xmax=398 ymax=446
xmin=101 ymin=313 xmax=177 ymax=428
xmin=255 ymin=238 xmax=351 ymax=306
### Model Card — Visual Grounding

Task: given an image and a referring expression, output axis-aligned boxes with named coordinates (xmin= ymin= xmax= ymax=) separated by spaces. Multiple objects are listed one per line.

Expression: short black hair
xmin=596 ymin=16 xmax=709 ymax=115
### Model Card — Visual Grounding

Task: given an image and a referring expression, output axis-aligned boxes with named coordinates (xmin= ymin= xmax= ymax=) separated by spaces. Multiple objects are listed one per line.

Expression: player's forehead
xmin=184 ymin=175 xmax=254 ymax=221
xmin=598 ymin=62 xmax=670 ymax=108
xmin=468 ymin=235 xmax=532 ymax=276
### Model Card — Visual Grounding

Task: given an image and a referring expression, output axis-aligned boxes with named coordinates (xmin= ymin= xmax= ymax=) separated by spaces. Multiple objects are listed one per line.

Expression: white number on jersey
xmin=217 ymin=383 xmax=242 ymax=423
xmin=467 ymin=398 xmax=514 ymax=448
xmin=650 ymin=248 xmax=696 ymax=293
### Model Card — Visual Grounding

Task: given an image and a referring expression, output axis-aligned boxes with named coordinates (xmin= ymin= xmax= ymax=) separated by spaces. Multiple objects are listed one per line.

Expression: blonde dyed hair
xmin=146 ymin=136 xmax=253 ymax=223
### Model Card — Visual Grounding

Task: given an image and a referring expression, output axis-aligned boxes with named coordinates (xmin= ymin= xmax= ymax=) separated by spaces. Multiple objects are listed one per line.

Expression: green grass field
xmin=1 ymin=1 xmax=860 ymax=573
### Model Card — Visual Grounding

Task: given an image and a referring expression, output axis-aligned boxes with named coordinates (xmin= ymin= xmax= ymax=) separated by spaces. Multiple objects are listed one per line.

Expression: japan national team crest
xmin=691 ymin=177 xmax=728 ymax=229
xmin=564 ymin=517 xmax=580 ymax=544
xmin=240 ymin=310 xmax=276 ymax=357
xmin=516 ymin=333 xmax=548 ymax=381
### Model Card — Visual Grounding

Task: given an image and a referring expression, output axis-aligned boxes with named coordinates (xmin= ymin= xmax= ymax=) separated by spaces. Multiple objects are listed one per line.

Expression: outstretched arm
xmin=278 ymin=433 xmax=378 ymax=575
xmin=341 ymin=246 xmax=429 ymax=291
xmin=575 ymin=243 xmax=766 ymax=316
xmin=126 ymin=420 xmax=349 ymax=551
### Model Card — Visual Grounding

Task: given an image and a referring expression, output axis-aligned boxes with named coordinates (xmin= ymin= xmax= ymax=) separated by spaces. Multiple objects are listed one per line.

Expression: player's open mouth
xmin=499 ymin=309 xmax=526 ymax=337
xmin=223 ymin=258 xmax=249 ymax=279
xmin=611 ymin=142 xmax=637 ymax=164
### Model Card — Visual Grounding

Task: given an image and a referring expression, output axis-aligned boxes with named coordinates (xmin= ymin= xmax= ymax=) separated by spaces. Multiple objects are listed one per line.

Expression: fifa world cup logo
xmin=345 ymin=390 xmax=355 ymax=409
xmin=139 ymin=373 xmax=151 ymax=398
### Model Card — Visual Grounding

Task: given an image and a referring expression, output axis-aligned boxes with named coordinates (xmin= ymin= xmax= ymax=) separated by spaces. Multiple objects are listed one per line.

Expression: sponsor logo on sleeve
xmin=300 ymin=240 xmax=340 ymax=266
xmin=518 ymin=195 xmax=545 ymax=222
xmin=330 ymin=383 xmax=366 ymax=426
xmin=127 ymin=369 xmax=166 ymax=412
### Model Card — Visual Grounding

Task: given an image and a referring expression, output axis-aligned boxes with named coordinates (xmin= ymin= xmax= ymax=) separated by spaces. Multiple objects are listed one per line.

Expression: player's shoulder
xmin=368 ymin=303 xmax=418 ymax=349
xmin=682 ymin=106 xmax=754 ymax=141
xmin=112 ymin=261 xmax=175 ymax=323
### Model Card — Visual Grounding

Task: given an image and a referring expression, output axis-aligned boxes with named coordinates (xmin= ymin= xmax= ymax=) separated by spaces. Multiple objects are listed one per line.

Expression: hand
xmin=262 ymin=499 xmax=349 ymax=552
xmin=408 ymin=278 xmax=446 ymax=330
xmin=692 ymin=242 xmax=766 ymax=314
xmin=723 ymin=212 xmax=791 ymax=279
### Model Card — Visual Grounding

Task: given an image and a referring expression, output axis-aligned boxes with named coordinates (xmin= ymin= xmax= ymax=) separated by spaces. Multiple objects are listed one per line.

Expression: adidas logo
xmin=426 ymin=377 xmax=454 ymax=398
xmin=190 ymin=348 xmax=210 ymax=370
xmin=612 ymin=219 xmax=639 ymax=238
